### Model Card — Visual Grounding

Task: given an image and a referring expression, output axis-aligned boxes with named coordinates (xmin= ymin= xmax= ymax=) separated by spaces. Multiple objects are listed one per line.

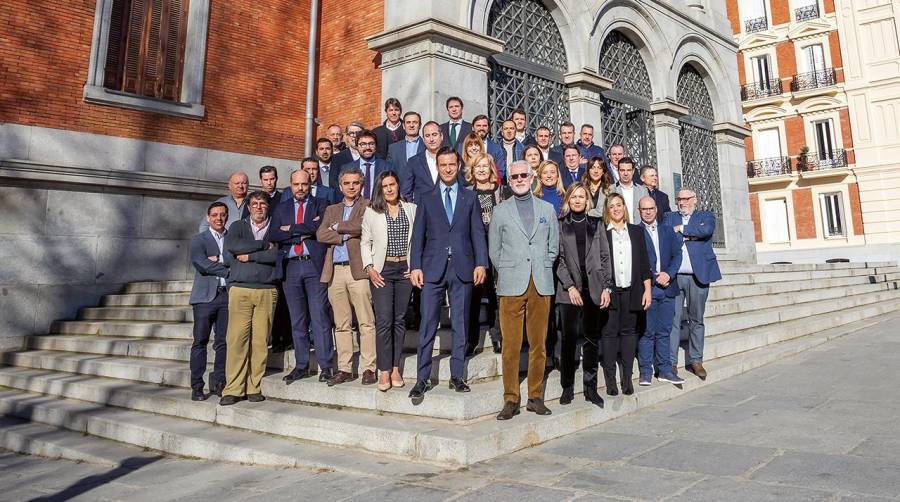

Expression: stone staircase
xmin=1 ymin=262 xmax=898 ymax=468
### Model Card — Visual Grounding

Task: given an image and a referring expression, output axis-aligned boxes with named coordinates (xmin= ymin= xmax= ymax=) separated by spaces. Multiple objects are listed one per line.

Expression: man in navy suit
xmin=665 ymin=188 xmax=722 ymax=380
xmin=638 ymin=196 xmax=685 ymax=386
xmin=440 ymin=96 xmax=472 ymax=151
xmin=560 ymin=144 xmax=585 ymax=188
xmin=331 ymin=122 xmax=363 ymax=170
xmin=269 ymin=169 xmax=336 ymax=384
xmin=339 ymin=129 xmax=392 ymax=200
xmin=495 ymin=119 xmax=524 ymax=182
xmin=387 ymin=111 xmax=424 ymax=191
xmin=576 ymin=124 xmax=610 ymax=169
xmin=188 ymin=202 xmax=231 ymax=401
xmin=607 ymin=144 xmax=626 ymax=183
xmin=402 ymin=121 xmax=465 ymax=202
xmin=372 ymin=97 xmax=404 ymax=160
xmin=470 ymin=115 xmax=505 ymax=168
xmin=511 ymin=107 xmax=535 ymax=146
xmin=301 ymin=158 xmax=338 ymax=204
xmin=408 ymin=147 xmax=489 ymax=400
xmin=640 ymin=166 xmax=671 ymax=222
xmin=548 ymin=122 xmax=577 ymax=167
xmin=315 ymin=137 xmax=339 ymax=189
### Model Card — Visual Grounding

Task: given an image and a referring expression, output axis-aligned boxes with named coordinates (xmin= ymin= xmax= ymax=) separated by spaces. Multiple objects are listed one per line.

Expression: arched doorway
xmin=488 ymin=0 xmax=569 ymax=138
xmin=677 ymin=64 xmax=725 ymax=247
xmin=598 ymin=31 xmax=657 ymax=168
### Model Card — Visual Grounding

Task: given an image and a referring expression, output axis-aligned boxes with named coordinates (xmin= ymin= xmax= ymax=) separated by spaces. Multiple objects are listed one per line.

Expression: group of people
xmin=188 ymin=96 xmax=722 ymax=419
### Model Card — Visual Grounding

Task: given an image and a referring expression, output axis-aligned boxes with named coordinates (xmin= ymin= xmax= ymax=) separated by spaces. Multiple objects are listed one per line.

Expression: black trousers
xmin=269 ymin=282 xmax=292 ymax=350
xmin=190 ymin=288 xmax=228 ymax=391
xmin=601 ymin=288 xmax=639 ymax=388
xmin=558 ymin=293 xmax=604 ymax=390
xmin=468 ymin=267 xmax=498 ymax=349
xmin=371 ymin=260 xmax=413 ymax=371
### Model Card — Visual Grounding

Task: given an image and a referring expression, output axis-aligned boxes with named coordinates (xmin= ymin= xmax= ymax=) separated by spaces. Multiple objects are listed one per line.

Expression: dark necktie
xmin=444 ymin=186 xmax=453 ymax=224
xmin=450 ymin=123 xmax=458 ymax=149
xmin=364 ymin=162 xmax=372 ymax=198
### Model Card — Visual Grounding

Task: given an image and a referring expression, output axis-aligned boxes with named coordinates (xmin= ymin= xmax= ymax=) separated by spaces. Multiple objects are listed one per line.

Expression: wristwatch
xmin=604 ymin=287 xmax=613 ymax=294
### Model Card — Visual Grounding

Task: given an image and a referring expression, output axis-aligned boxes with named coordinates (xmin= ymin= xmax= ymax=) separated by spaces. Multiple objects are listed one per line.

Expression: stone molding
xmin=564 ymin=70 xmax=612 ymax=104
xmin=713 ymin=121 xmax=752 ymax=139
xmin=0 ymin=159 xmax=224 ymax=199
xmin=367 ymin=18 xmax=504 ymax=71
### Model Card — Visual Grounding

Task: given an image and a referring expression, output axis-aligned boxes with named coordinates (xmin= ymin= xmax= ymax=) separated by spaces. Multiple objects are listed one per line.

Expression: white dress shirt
xmin=620 ymin=184 xmax=635 ymax=221
xmin=643 ymin=221 xmax=661 ymax=273
xmin=209 ymin=228 xmax=226 ymax=286
xmin=678 ymin=212 xmax=694 ymax=274
xmin=425 ymin=150 xmax=438 ymax=184
xmin=608 ymin=223 xmax=632 ymax=288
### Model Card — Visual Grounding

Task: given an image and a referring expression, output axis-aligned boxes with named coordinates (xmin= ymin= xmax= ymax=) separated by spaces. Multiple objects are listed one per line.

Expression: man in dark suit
xmin=408 ymin=147 xmax=489 ymax=400
xmin=470 ymin=114 xmax=505 ymax=168
xmin=372 ymin=98 xmax=404 ymax=160
xmin=339 ymin=129 xmax=392 ymax=200
xmin=560 ymin=144 xmax=585 ymax=188
xmin=534 ymin=126 xmax=552 ymax=160
xmin=495 ymin=119 xmax=524 ymax=182
xmin=638 ymin=196 xmax=685 ymax=386
xmin=607 ymin=143 xmax=626 ymax=183
xmin=293 ymin=157 xmax=338 ymax=204
xmin=315 ymin=137 xmax=339 ymax=189
xmin=188 ymin=202 xmax=231 ymax=401
xmin=331 ymin=122 xmax=363 ymax=170
xmin=664 ymin=188 xmax=722 ymax=380
xmin=640 ymin=165 xmax=671 ymax=222
xmin=511 ymin=107 xmax=535 ymax=146
xmin=269 ymin=169 xmax=335 ymax=384
xmin=402 ymin=120 xmax=465 ymax=202
xmin=548 ymin=122 xmax=577 ymax=166
xmin=387 ymin=111 xmax=424 ymax=191
xmin=440 ymin=96 xmax=472 ymax=151
xmin=576 ymin=124 xmax=610 ymax=168
xmin=327 ymin=123 xmax=346 ymax=153
xmin=242 ymin=166 xmax=281 ymax=219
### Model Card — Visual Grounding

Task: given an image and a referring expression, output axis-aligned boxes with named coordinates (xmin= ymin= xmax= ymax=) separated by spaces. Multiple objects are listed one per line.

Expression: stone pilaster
xmin=564 ymin=70 xmax=612 ymax=132
xmin=650 ymin=99 xmax=689 ymax=197
xmin=714 ymin=121 xmax=756 ymax=262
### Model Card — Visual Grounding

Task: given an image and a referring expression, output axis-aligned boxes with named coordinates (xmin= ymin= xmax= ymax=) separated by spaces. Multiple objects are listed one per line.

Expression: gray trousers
xmin=670 ymin=273 xmax=710 ymax=367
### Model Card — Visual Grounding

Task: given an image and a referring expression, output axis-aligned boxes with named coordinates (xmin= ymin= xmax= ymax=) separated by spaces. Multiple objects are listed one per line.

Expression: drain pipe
xmin=303 ymin=0 xmax=320 ymax=157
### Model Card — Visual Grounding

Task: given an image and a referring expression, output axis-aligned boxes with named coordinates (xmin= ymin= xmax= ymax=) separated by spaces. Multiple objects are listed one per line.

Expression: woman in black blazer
xmin=556 ymin=183 xmax=611 ymax=408
xmin=602 ymin=193 xmax=652 ymax=396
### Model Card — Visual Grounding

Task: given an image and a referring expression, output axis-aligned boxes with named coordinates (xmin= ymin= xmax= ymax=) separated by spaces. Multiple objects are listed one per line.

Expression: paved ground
xmin=2 ymin=313 xmax=900 ymax=502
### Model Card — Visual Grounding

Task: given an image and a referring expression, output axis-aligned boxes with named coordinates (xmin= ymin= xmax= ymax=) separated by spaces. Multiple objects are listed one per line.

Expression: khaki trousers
xmin=223 ymin=286 xmax=277 ymax=397
xmin=499 ymin=278 xmax=551 ymax=403
xmin=328 ymin=264 xmax=376 ymax=373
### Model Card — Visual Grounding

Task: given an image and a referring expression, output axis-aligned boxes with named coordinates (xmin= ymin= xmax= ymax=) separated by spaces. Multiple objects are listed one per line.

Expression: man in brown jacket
xmin=316 ymin=166 xmax=377 ymax=386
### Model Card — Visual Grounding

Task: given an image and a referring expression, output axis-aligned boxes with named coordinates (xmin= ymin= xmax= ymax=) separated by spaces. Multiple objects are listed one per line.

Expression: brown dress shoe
xmin=361 ymin=370 xmax=377 ymax=385
xmin=690 ymin=362 xmax=707 ymax=380
xmin=496 ymin=401 xmax=520 ymax=420
xmin=526 ymin=398 xmax=552 ymax=416
xmin=326 ymin=370 xmax=355 ymax=387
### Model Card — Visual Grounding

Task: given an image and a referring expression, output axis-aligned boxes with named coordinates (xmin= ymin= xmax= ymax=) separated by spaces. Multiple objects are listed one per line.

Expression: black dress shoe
xmin=408 ymin=380 xmax=432 ymax=399
xmin=492 ymin=339 xmax=501 ymax=354
xmin=219 ymin=395 xmax=240 ymax=406
xmin=622 ymin=380 xmax=635 ymax=395
xmin=449 ymin=377 xmax=470 ymax=393
xmin=496 ymin=401 xmax=520 ymax=420
xmin=191 ymin=389 xmax=207 ymax=401
xmin=606 ymin=384 xmax=619 ymax=396
xmin=526 ymin=398 xmax=552 ymax=415
xmin=247 ymin=393 xmax=265 ymax=402
xmin=318 ymin=368 xmax=334 ymax=383
xmin=283 ymin=367 xmax=311 ymax=384
xmin=210 ymin=381 xmax=224 ymax=397
xmin=559 ymin=387 xmax=574 ymax=405
xmin=584 ymin=387 xmax=605 ymax=408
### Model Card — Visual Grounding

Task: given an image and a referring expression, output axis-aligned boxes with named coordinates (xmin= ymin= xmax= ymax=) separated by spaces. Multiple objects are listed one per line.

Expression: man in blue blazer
xmin=269 ymin=169 xmax=336 ymax=384
xmin=638 ymin=196 xmax=685 ymax=386
xmin=402 ymin=121 xmax=465 ymax=203
xmin=189 ymin=202 xmax=231 ymax=401
xmin=493 ymin=119 xmax=524 ymax=182
xmin=559 ymin=144 xmax=585 ymax=188
xmin=440 ymin=96 xmax=472 ymax=151
xmin=338 ymin=129 xmax=392 ymax=200
xmin=387 ymin=111 xmax=425 ymax=191
xmin=576 ymin=124 xmax=610 ymax=169
xmin=469 ymin=114 xmax=506 ymax=178
xmin=280 ymin=159 xmax=338 ymax=205
xmin=664 ymin=188 xmax=722 ymax=380
xmin=548 ymin=121 xmax=577 ymax=167
xmin=408 ymin=147 xmax=489 ymax=400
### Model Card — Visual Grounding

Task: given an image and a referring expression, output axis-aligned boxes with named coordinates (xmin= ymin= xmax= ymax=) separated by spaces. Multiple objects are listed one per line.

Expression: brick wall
xmin=792 ymin=188 xmax=817 ymax=239
xmin=770 ymin=0 xmax=791 ymax=26
xmin=749 ymin=193 xmax=763 ymax=242
xmin=776 ymin=40 xmax=798 ymax=86
xmin=785 ymin=115 xmax=806 ymax=160
xmin=726 ymin=0 xmax=740 ymax=34
xmin=848 ymin=182 xmax=865 ymax=236
xmin=315 ymin=0 xmax=384 ymax=138
xmin=0 ymin=1 xmax=313 ymax=160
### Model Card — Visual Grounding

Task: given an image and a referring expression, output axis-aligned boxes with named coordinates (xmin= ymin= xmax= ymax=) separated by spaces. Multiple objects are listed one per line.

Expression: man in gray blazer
xmin=488 ymin=160 xmax=559 ymax=420
xmin=189 ymin=202 xmax=231 ymax=401
xmin=612 ymin=157 xmax=649 ymax=223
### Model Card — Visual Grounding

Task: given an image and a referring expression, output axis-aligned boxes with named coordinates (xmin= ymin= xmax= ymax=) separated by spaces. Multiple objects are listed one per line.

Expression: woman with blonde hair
xmin=461 ymin=132 xmax=486 ymax=169
xmin=533 ymin=160 xmax=565 ymax=215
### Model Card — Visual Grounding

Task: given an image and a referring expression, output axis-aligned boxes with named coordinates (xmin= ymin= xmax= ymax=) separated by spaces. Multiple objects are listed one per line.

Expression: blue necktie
xmin=363 ymin=162 xmax=372 ymax=198
xmin=444 ymin=186 xmax=454 ymax=224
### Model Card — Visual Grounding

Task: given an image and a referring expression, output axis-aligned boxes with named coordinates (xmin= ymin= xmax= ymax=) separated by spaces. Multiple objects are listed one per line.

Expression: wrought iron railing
xmin=745 ymin=16 xmax=768 ymax=33
xmin=791 ymin=68 xmax=837 ymax=92
xmin=799 ymin=149 xmax=848 ymax=171
xmin=747 ymin=156 xmax=792 ymax=178
xmin=741 ymin=78 xmax=783 ymax=101
xmin=795 ymin=3 xmax=820 ymax=22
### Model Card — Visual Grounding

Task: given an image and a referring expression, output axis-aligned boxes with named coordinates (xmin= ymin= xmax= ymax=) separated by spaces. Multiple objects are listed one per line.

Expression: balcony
xmin=745 ymin=16 xmax=768 ymax=34
xmin=791 ymin=68 xmax=837 ymax=92
xmin=741 ymin=78 xmax=783 ymax=101
xmin=747 ymin=156 xmax=792 ymax=178
xmin=795 ymin=3 xmax=820 ymax=22
xmin=799 ymin=149 xmax=848 ymax=171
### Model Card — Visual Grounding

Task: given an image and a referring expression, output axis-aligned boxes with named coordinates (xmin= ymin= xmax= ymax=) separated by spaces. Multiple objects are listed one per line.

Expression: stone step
xmin=716 ymin=266 xmax=876 ymax=287
xmin=79 ymin=306 xmax=193 ymax=322
xmin=885 ymin=272 xmax=900 ymax=282
xmin=102 ymin=292 xmax=191 ymax=307
xmin=3 ymin=306 xmax=898 ymax=465
xmin=8 ymin=294 xmax=900 ymax=422
xmin=52 ymin=320 xmax=193 ymax=340
xmin=705 ymin=281 xmax=893 ymax=317
xmin=124 ymin=280 xmax=193 ymax=294
xmin=707 ymin=272 xmax=887 ymax=301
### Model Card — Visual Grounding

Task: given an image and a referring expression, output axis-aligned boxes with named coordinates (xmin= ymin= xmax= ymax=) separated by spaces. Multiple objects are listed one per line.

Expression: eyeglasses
xmin=676 ymin=196 xmax=696 ymax=201
xmin=357 ymin=141 xmax=376 ymax=148
xmin=508 ymin=173 xmax=530 ymax=181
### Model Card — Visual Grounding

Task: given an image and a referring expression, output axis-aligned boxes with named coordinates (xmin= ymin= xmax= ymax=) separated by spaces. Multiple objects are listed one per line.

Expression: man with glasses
xmin=612 ymin=157 xmax=649 ymax=222
xmin=339 ymin=129 xmax=392 ymax=200
xmin=664 ymin=189 xmax=721 ymax=380
xmin=331 ymin=121 xmax=364 ymax=170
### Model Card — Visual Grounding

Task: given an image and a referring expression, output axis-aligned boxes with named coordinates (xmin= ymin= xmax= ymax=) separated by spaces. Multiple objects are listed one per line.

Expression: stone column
xmin=565 ymin=70 xmax=612 ymax=134
xmin=715 ymin=121 xmax=756 ymax=262
xmin=650 ymin=99 xmax=688 ymax=197
xmin=367 ymin=19 xmax=503 ymax=123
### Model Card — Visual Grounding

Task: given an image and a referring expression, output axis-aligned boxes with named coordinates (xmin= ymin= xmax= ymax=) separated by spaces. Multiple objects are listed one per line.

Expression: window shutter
xmin=103 ymin=0 xmax=132 ymax=90
xmin=161 ymin=0 xmax=188 ymax=100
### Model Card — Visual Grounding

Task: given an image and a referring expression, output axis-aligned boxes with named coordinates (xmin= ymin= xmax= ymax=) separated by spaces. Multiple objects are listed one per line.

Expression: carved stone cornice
xmin=367 ymin=19 xmax=504 ymax=72
xmin=564 ymin=69 xmax=612 ymax=104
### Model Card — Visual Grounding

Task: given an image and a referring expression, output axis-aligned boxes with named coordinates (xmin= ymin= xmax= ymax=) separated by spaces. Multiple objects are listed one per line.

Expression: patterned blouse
xmin=385 ymin=204 xmax=410 ymax=257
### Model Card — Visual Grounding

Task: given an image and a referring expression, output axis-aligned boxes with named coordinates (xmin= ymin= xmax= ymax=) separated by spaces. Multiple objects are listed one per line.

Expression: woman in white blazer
xmin=361 ymin=170 xmax=417 ymax=391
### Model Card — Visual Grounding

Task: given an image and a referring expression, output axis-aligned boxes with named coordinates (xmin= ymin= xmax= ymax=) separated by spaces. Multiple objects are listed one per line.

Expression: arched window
xmin=677 ymin=64 xmax=725 ymax=247
xmin=488 ymin=0 xmax=569 ymax=137
xmin=598 ymin=31 xmax=657 ymax=167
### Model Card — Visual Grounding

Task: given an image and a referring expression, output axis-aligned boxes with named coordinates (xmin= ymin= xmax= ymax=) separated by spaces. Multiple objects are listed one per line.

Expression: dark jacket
xmin=189 ymin=230 xmax=230 ymax=304
xmin=647 ymin=188 xmax=671 ymax=222
xmin=663 ymin=210 xmax=722 ymax=285
xmin=268 ymin=196 xmax=329 ymax=270
xmin=224 ymin=218 xmax=281 ymax=288
xmin=641 ymin=221 xmax=682 ymax=299
xmin=556 ymin=214 xmax=611 ymax=304
xmin=440 ymin=120 xmax=472 ymax=150
xmin=605 ymin=223 xmax=652 ymax=311
xmin=372 ymin=120 xmax=404 ymax=160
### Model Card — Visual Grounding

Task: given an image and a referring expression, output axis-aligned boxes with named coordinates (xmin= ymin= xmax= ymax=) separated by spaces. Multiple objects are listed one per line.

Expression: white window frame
xmin=83 ymin=0 xmax=209 ymax=119
xmin=761 ymin=195 xmax=793 ymax=244
xmin=818 ymin=191 xmax=846 ymax=238
xmin=741 ymin=0 xmax=771 ymax=33
xmin=795 ymin=37 xmax=833 ymax=74
xmin=790 ymin=0 xmax=821 ymax=24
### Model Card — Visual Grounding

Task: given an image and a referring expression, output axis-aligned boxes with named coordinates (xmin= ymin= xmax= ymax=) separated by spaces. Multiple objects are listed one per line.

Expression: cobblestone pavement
xmin=2 ymin=312 xmax=899 ymax=501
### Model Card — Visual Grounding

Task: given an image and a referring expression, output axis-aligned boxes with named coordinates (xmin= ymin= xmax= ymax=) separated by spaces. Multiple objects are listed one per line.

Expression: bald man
xmin=200 ymin=171 xmax=250 ymax=232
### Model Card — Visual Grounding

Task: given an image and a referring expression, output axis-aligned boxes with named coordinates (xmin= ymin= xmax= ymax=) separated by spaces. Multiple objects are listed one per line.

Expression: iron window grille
xmin=745 ymin=16 xmax=768 ymax=33
xmin=746 ymin=156 xmax=792 ymax=178
xmin=795 ymin=3 xmax=820 ymax=22
xmin=741 ymin=78 xmax=783 ymax=101
xmin=791 ymin=68 xmax=837 ymax=92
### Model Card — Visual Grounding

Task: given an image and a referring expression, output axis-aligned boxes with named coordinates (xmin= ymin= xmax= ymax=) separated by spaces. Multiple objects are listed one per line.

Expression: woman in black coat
xmin=601 ymin=193 xmax=652 ymax=396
